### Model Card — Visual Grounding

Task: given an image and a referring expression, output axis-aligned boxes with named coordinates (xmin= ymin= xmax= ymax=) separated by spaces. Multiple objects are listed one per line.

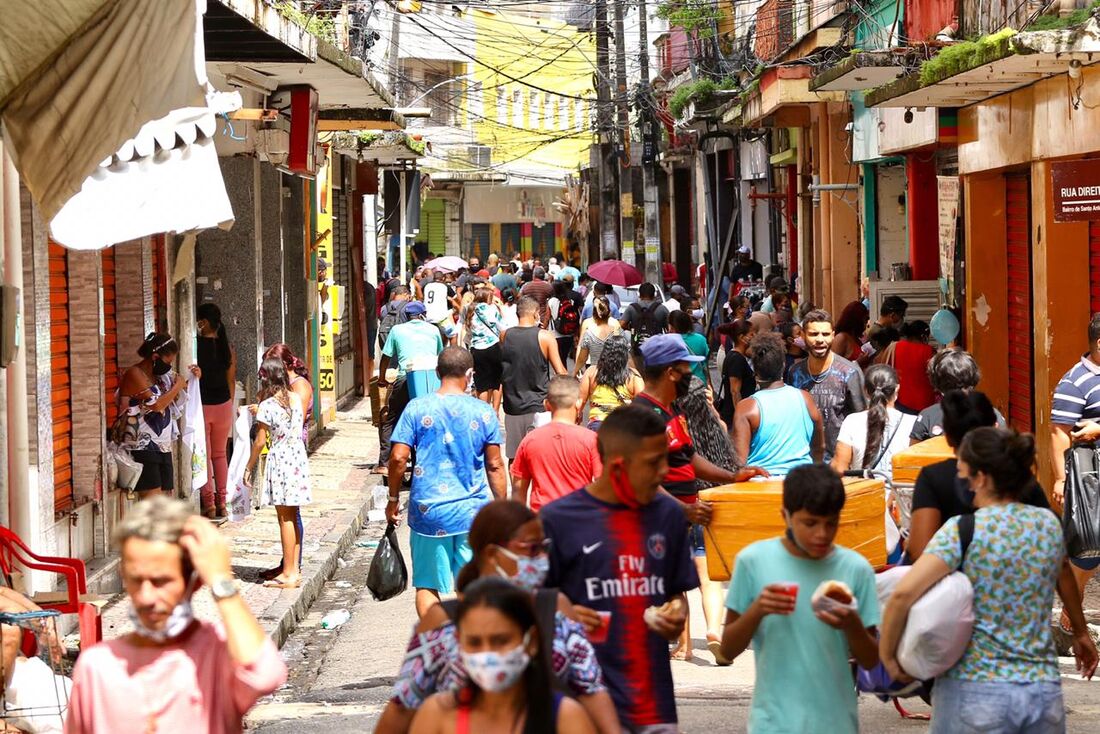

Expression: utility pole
xmin=386 ymin=3 xmax=402 ymax=101
xmin=636 ymin=0 xmax=661 ymax=285
xmin=594 ymin=0 xmax=618 ymax=260
xmin=612 ymin=0 xmax=634 ymax=264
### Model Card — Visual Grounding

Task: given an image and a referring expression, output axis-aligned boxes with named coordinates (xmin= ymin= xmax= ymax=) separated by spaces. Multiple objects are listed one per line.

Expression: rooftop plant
xmin=918 ymin=29 xmax=1017 ymax=86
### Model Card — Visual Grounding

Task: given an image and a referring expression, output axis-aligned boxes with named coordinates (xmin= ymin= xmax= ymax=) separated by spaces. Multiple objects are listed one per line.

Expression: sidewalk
xmin=98 ymin=398 xmax=382 ymax=647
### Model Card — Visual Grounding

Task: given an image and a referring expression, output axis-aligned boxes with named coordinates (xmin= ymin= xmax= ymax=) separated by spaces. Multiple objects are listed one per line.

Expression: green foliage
xmin=919 ymin=29 xmax=1017 ymax=85
xmin=667 ymin=76 xmax=740 ymax=118
xmin=1027 ymin=1 xmax=1100 ymax=31
xmin=656 ymin=1 xmax=721 ymax=38
xmin=277 ymin=1 xmax=338 ymax=43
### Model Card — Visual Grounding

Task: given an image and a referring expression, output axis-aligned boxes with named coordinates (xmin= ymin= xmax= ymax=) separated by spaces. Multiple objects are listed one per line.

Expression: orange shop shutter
xmin=49 ymin=241 xmax=74 ymax=513
xmin=1090 ymin=220 xmax=1100 ymax=315
xmin=1005 ymin=173 xmax=1034 ymax=432
xmin=102 ymin=248 xmax=119 ymax=426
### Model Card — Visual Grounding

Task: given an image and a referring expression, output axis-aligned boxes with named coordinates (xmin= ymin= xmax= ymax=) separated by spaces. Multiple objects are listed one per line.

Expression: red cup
xmin=775 ymin=582 xmax=799 ymax=613
xmin=588 ymin=611 xmax=612 ymax=644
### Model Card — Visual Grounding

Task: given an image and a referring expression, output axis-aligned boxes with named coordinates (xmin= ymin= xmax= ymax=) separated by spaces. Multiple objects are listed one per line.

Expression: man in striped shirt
xmin=1051 ymin=313 xmax=1100 ymax=628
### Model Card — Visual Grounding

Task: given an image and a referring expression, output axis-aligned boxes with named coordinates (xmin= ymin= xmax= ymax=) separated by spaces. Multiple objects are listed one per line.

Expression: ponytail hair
xmin=197 ymin=302 xmax=231 ymax=368
xmin=262 ymin=343 xmax=309 ymax=381
xmin=862 ymin=364 xmax=899 ymax=469
xmin=455 ymin=500 xmax=537 ymax=592
xmin=958 ymin=427 xmax=1036 ymax=499
xmin=593 ymin=295 xmax=611 ymax=322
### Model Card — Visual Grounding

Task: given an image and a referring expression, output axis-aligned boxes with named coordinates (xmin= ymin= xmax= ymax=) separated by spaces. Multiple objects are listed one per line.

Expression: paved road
xmin=249 ymin=516 xmax=1100 ymax=733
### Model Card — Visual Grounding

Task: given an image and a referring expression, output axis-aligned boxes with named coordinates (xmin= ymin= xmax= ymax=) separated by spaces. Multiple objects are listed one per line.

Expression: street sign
xmin=1052 ymin=159 xmax=1100 ymax=222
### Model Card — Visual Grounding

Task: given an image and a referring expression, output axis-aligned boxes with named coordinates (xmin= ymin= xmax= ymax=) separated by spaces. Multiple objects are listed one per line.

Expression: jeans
xmin=931 ymin=677 xmax=1065 ymax=734
xmin=200 ymin=399 xmax=234 ymax=508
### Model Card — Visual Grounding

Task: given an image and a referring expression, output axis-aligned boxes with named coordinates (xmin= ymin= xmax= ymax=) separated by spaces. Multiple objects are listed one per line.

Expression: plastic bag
xmin=1063 ymin=443 xmax=1100 ymax=559
xmin=856 ymin=661 xmax=926 ymax=700
xmin=227 ymin=479 xmax=252 ymax=522
xmin=108 ymin=443 xmax=142 ymax=492
xmin=5 ymin=656 xmax=71 ymax=733
xmin=367 ymin=522 xmax=408 ymax=601
xmin=877 ymin=566 xmax=975 ymax=680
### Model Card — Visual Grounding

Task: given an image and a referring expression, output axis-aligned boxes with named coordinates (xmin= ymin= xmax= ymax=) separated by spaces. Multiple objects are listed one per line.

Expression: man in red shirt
xmin=510 ymin=376 xmax=601 ymax=511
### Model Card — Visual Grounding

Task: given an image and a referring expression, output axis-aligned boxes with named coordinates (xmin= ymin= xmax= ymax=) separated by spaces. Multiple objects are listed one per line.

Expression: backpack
xmin=626 ymin=300 xmax=664 ymax=346
xmin=554 ymin=298 xmax=580 ymax=337
xmin=378 ymin=300 xmax=410 ymax=349
xmin=441 ymin=587 xmax=568 ymax=691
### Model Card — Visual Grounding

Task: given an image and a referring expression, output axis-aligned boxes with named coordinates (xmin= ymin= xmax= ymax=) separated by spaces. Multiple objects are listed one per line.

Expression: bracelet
xmin=388 ymin=495 xmax=400 ymax=503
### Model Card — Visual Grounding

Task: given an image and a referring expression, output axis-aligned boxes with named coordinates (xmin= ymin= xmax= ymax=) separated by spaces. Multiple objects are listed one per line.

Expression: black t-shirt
xmin=912 ymin=458 xmax=1050 ymax=520
xmin=719 ymin=351 xmax=756 ymax=424
xmin=910 ymin=403 xmax=1008 ymax=442
xmin=730 ymin=261 xmax=763 ymax=283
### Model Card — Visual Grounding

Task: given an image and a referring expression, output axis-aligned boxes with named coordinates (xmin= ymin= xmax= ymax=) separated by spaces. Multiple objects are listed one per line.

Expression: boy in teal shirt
xmin=721 ymin=464 xmax=880 ymax=733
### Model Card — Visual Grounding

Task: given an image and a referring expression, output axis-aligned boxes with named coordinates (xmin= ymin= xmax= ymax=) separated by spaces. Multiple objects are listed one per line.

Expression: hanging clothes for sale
xmin=226 ymin=406 xmax=254 ymax=522
xmin=181 ymin=379 xmax=208 ymax=497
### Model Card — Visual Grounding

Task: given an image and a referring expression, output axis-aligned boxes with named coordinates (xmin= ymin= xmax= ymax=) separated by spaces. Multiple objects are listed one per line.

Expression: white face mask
xmin=460 ymin=631 xmax=532 ymax=693
xmin=127 ymin=598 xmax=195 ymax=643
xmin=493 ymin=546 xmax=550 ymax=592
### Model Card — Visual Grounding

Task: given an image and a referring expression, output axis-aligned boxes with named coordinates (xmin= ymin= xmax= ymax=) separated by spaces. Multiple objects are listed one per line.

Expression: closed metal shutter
xmin=1005 ymin=173 xmax=1033 ymax=432
xmin=333 ymin=189 xmax=352 ymax=358
xmin=468 ymin=224 xmax=490 ymax=263
xmin=416 ymin=199 xmax=446 ymax=255
xmin=500 ymin=223 xmax=522 ymax=255
xmin=102 ymin=248 xmax=119 ymax=427
xmin=1090 ymin=220 xmax=1100 ymax=315
xmin=49 ymin=242 xmax=74 ymax=513
xmin=531 ymin=224 xmax=555 ymax=261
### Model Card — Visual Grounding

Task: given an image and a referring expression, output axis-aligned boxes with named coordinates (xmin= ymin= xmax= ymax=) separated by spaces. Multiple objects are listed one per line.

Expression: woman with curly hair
xmin=577 ymin=335 xmax=643 ymax=432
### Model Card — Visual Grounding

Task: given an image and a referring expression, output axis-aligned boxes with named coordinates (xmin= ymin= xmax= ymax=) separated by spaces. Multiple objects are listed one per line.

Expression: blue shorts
xmin=410 ymin=531 xmax=473 ymax=593
xmin=688 ymin=523 xmax=707 ymax=558
xmin=1070 ymin=555 xmax=1100 ymax=571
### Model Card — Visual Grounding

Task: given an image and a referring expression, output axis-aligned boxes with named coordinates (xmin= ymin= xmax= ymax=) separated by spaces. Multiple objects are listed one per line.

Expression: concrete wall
xmin=283 ymin=175 xmax=308 ymax=360
xmin=261 ymin=163 xmax=283 ymax=349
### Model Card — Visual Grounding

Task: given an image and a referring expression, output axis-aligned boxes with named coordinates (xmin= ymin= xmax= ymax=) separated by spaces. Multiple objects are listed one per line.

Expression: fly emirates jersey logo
xmin=585 ymin=553 xmax=666 ymax=601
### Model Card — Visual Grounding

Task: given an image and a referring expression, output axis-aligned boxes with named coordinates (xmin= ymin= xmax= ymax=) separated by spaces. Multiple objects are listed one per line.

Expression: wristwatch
xmin=210 ymin=576 xmax=239 ymax=601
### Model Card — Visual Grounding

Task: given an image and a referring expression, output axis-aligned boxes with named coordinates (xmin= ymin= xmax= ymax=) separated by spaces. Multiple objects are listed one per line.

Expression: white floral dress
xmin=257 ymin=397 xmax=311 ymax=507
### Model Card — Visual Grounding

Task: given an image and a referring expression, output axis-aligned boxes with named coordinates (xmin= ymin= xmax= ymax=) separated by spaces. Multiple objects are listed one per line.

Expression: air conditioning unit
xmin=256 ymin=128 xmax=290 ymax=167
xmin=869 ymin=279 xmax=944 ymax=340
xmin=467 ymin=145 xmax=491 ymax=168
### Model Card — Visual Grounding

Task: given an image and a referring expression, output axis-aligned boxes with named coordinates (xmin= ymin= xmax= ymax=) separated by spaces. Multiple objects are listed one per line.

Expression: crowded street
xmin=6 ymin=1 xmax=1100 ymax=733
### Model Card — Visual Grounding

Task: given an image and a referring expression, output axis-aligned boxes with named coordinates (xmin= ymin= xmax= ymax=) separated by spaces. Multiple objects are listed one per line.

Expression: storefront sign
xmin=937 ymin=176 xmax=960 ymax=307
xmin=315 ymin=149 xmax=337 ymax=423
xmin=1053 ymin=159 xmax=1100 ymax=222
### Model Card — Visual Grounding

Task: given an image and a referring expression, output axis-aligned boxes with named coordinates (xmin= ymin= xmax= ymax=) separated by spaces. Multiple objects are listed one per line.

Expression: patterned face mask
xmin=460 ymin=631 xmax=532 ymax=693
xmin=493 ymin=546 xmax=549 ymax=592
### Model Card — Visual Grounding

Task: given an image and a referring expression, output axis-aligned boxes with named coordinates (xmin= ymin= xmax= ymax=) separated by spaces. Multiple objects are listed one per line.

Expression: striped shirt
xmin=1051 ymin=355 xmax=1100 ymax=426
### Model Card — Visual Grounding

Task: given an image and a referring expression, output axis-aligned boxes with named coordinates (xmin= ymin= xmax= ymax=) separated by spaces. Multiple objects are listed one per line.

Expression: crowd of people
xmin=40 ymin=247 xmax=1100 ymax=734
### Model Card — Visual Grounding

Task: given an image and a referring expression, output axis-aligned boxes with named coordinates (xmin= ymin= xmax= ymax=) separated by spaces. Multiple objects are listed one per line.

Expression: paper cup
xmin=588 ymin=611 xmax=612 ymax=644
xmin=775 ymin=582 xmax=799 ymax=612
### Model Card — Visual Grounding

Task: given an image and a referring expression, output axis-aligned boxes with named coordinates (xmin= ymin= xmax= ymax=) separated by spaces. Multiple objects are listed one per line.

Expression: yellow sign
xmin=315 ymin=149 xmax=337 ymax=421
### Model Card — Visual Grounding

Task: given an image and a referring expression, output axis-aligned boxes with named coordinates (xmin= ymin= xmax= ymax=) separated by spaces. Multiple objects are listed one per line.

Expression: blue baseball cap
xmin=639 ymin=333 xmax=704 ymax=367
xmin=403 ymin=301 xmax=426 ymax=316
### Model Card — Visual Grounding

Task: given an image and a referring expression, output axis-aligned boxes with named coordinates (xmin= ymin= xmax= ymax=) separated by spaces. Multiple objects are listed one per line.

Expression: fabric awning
xmin=1 ymin=0 xmax=212 ymax=226
xmin=49 ymin=90 xmax=241 ymax=250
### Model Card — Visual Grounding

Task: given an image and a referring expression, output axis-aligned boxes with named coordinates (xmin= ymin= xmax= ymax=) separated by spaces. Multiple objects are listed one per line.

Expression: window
xmin=512 ymin=88 xmax=523 ymax=128
xmin=468 ymin=80 xmax=483 ymax=120
xmin=496 ymin=87 xmax=507 ymax=125
xmin=528 ymin=90 xmax=538 ymax=129
xmin=574 ymin=99 xmax=584 ymax=130
xmin=558 ymin=95 xmax=569 ymax=130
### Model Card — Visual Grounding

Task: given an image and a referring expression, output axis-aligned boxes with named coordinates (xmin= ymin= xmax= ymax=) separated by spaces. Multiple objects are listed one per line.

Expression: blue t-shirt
xmin=542 ymin=490 xmax=699 ymax=728
xmin=727 ymin=538 xmax=880 ymax=734
xmin=382 ymin=320 xmax=444 ymax=378
xmin=390 ymin=394 xmax=503 ymax=536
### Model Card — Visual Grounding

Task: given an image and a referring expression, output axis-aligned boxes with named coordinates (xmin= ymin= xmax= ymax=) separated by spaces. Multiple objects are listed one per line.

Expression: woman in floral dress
xmin=246 ymin=356 xmax=311 ymax=589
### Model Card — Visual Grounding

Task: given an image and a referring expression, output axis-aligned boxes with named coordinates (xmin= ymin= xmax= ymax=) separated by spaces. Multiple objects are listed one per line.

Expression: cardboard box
xmin=698 ymin=478 xmax=888 ymax=581
xmin=892 ymin=435 xmax=953 ymax=486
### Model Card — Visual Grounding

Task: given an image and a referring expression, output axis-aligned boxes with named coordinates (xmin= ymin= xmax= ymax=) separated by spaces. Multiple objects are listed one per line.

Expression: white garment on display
xmin=181 ymin=379 xmax=208 ymax=496
xmin=226 ymin=407 xmax=254 ymax=522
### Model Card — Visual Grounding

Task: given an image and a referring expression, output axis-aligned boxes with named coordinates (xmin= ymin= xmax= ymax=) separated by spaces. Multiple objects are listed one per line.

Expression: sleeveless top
xmin=747 ymin=385 xmax=814 ymax=475
xmin=456 ymin=692 xmax=564 ymax=734
xmin=501 ymin=326 xmax=549 ymax=415
xmin=196 ymin=337 xmax=231 ymax=404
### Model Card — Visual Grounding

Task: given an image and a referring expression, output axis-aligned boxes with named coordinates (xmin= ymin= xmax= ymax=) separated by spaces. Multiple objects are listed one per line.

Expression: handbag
xmin=108 ymin=406 xmax=141 ymax=449
xmin=1063 ymin=442 xmax=1100 ymax=558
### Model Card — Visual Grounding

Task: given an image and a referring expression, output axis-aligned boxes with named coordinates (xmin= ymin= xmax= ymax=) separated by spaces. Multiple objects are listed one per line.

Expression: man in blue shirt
xmin=376 ymin=301 xmax=443 ymax=471
xmin=386 ymin=347 xmax=507 ymax=618
xmin=721 ymin=464 xmax=880 ymax=733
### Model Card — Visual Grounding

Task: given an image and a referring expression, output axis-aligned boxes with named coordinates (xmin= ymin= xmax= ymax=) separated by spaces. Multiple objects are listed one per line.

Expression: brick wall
xmin=67 ymin=250 xmax=104 ymax=505
xmin=115 ymin=239 xmax=151 ymax=361
xmin=754 ymin=0 xmax=794 ymax=62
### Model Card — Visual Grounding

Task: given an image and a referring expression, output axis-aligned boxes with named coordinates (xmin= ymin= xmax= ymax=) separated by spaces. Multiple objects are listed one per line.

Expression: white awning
xmin=49 ymin=90 xmax=241 ymax=250
xmin=0 ymin=0 xmax=214 ymax=227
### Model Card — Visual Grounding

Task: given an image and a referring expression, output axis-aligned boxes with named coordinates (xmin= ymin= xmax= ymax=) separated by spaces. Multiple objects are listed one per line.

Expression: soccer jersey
xmin=633 ymin=393 xmax=697 ymax=497
xmin=541 ymin=489 xmax=699 ymax=728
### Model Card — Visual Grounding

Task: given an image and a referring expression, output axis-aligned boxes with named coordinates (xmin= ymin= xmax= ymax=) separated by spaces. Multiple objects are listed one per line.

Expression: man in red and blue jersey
xmin=541 ymin=404 xmax=695 ymax=732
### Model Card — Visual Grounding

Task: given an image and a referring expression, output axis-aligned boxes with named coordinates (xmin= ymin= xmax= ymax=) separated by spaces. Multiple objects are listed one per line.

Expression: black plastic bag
xmin=1063 ymin=444 xmax=1100 ymax=559
xmin=367 ymin=522 xmax=408 ymax=601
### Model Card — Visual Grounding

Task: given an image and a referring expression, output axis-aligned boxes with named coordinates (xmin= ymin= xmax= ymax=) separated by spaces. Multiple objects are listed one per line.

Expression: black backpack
xmin=627 ymin=300 xmax=664 ymax=346
xmin=378 ymin=300 xmax=410 ymax=349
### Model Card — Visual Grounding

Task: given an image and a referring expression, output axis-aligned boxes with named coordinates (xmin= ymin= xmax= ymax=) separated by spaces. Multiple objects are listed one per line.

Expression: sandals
xmin=707 ymin=633 xmax=733 ymax=667
xmin=263 ymin=575 xmax=301 ymax=589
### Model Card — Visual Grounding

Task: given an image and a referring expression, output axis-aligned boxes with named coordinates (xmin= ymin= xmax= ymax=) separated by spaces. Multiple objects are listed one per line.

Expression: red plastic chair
xmin=0 ymin=526 xmax=101 ymax=651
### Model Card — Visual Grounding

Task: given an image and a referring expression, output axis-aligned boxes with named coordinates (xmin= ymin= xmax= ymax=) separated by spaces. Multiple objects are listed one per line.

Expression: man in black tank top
xmin=500 ymin=296 xmax=567 ymax=460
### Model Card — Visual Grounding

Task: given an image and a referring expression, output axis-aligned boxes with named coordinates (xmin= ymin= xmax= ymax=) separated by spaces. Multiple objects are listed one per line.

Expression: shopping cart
xmin=0 ymin=609 xmax=70 ymax=731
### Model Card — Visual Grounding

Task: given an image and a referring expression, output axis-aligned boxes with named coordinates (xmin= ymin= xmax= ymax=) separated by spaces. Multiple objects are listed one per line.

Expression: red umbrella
xmin=588 ymin=259 xmax=643 ymax=287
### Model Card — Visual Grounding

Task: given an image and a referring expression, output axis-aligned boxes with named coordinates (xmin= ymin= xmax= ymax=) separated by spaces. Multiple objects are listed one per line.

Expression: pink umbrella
xmin=425 ymin=255 xmax=470 ymax=273
xmin=588 ymin=259 xmax=643 ymax=287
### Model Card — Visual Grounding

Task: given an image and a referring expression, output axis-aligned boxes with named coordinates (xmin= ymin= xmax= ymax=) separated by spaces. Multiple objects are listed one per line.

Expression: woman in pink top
xmin=65 ymin=497 xmax=286 ymax=734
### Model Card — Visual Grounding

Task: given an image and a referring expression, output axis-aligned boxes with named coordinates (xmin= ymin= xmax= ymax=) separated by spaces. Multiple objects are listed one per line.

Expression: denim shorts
xmin=930 ymin=677 xmax=1065 ymax=734
xmin=687 ymin=523 xmax=707 ymax=558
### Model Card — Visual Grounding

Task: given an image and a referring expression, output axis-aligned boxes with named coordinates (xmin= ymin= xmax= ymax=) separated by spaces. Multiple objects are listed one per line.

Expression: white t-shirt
xmin=423 ymin=282 xmax=451 ymax=323
xmin=836 ymin=408 xmax=917 ymax=478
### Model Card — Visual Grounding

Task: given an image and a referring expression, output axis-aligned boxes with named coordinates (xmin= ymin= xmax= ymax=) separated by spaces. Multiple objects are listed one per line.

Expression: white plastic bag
xmin=225 ymin=407 xmax=254 ymax=522
xmin=876 ymin=566 xmax=975 ymax=680
xmin=107 ymin=443 xmax=141 ymax=492
xmin=227 ymin=479 xmax=252 ymax=522
xmin=5 ymin=656 xmax=71 ymax=733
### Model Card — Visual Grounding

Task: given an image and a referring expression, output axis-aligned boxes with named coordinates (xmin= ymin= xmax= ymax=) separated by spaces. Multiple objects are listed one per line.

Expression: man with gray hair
xmin=520 ymin=265 xmax=554 ymax=327
xmin=65 ymin=497 xmax=286 ymax=733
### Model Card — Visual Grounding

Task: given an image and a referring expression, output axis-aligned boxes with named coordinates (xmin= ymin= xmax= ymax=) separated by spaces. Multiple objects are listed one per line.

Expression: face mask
xmin=460 ymin=631 xmax=532 ymax=693
xmin=152 ymin=358 xmax=172 ymax=376
xmin=783 ymin=511 xmax=833 ymax=559
xmin=611 ymin=464 xmax=642 ymax=509
xmin=128 ymin=598 xmax=194 ymax=643
xmin=793 ymin=337 xmax=807 ymax=350
xmin=494 ymin=546 xmax=549 ymax=592
xmin=674 ymin=372 xmax=692 ymax=399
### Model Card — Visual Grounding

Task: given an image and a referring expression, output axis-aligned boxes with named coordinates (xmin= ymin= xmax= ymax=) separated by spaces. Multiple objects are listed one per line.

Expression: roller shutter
xmin=416 ymin=198 xmax=446 ymax=255
xmin=49 ymin=242 xmax=73 ymax=513
xmin=468 ymin=224 xmax=490 ymax=263
xmin=333 ymin=189 xmax=352 ymax=358
xmin=1090 ymin=220 xmax=1100 ymax=315
xmin=531 ymin=224 xmax=555 ymax=261
xmin=102 ymin=248 xmax=119 ymax=427
xmin=500 ymin=223 xmax=522 ymax=255
xmin=1005 ymin=173 xmax=1033 ymax=432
